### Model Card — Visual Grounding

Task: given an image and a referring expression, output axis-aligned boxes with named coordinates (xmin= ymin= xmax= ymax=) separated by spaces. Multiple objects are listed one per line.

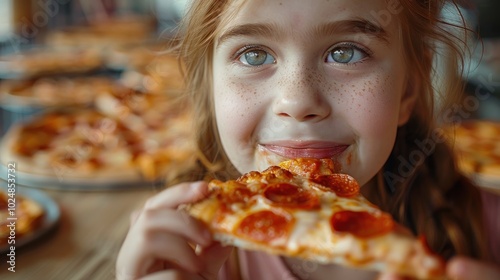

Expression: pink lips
xmin=262 ymin=142 xmax=349 ymax=159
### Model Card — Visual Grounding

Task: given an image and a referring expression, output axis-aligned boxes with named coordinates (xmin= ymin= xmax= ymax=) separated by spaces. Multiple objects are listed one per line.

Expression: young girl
xmin=116 ymin=0 xmax=500 ymax=279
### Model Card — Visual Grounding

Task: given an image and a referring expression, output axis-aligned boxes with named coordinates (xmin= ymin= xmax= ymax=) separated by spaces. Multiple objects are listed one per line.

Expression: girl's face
xmin=212 ymin=0 xmax=413 ymax=186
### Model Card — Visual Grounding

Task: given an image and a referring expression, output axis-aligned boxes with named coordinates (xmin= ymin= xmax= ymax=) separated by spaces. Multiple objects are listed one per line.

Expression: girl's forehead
xmin=215 ymin=0 xmax=402 ymax=41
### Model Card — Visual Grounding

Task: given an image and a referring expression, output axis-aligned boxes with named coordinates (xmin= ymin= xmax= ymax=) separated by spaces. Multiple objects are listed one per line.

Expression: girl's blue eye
xmin=239 ymin=49 xmax=276 ymax=66
xmin=326 ymin=45 xmax=367 ymax=64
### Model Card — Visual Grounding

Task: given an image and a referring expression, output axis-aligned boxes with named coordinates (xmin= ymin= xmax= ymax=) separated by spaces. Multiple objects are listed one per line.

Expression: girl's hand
xmin=377 ymin=256 xmax=500 ymax=280
xmin=116 ymin=182 xmax=233 ymax=280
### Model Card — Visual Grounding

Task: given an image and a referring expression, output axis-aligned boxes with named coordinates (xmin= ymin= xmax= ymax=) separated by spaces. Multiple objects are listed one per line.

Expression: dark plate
xmin=1 ymin=184 xmax=60 ymax=253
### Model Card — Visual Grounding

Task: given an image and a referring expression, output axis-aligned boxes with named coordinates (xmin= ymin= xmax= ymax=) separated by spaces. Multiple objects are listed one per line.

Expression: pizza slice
xmin=187 ymin=158 xmax=445 ymax=279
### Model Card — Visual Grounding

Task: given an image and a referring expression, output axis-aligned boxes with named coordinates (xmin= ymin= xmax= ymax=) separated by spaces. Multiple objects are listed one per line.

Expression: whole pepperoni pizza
xmin=0 ymin=100 xmax=195 ymax=185
xmin=187 ymin=158 xmax=445 ymax=279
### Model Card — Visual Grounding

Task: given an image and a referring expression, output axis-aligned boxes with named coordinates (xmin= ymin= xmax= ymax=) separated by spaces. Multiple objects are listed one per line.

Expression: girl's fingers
xmin=118 ymin=231 xmax=203 ymax=280
xmin=447 ymin=256 xmax=500 ymax=280
xmin=117 ymin=208 xmax=213 ymax=280
xmin=139 ymin=270 xmax=203 ymax=280
xmin=137 ymin=208 xmax=212 ymax=247
xmin=117 ymin=181 xmax=227 ymax=280
xmin=197 ymin=243 xmax=234 ymax=279
xmin=139 ymin=270 xmax=185 ymax=280
xmin=130 ymin=181 xmax=209 ymax=230
xmin=144 ymin=234 xmax=204 ymax=273
xmin=144 ymin=181 xmax=209 ymax=210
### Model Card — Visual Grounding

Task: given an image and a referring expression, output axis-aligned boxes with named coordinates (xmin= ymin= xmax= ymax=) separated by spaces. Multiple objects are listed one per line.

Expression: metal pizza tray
xmin=0 ymin=163 xmax=164 ymax=191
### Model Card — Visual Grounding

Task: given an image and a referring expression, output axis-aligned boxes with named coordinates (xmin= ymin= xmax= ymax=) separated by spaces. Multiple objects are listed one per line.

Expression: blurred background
xmin=0 ymin=2 xmax=498 ymax=278
xmin=0 ymin=0 xmax=188 ymax=53
xmin=464 ymin=0 xmax=500 ymax=121
xmin=0 ymin=0 xmax=498 ymax=134
xmin=0 ymin=0 xmax=190 ymax=136
xmin=0 ymin=0 xmax=204 ymax=187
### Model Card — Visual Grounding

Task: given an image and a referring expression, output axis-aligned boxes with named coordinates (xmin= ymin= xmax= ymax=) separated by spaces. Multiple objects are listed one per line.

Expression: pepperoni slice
xmin=236 ymin=210 xmax=293 ymax=243
xmin=313 ymin=174 xmax=360 ymax=197
xmin=330 ymin=210 xmax=394 ymax=238
xmin=263 ymin=183 xmax=320 ymax=210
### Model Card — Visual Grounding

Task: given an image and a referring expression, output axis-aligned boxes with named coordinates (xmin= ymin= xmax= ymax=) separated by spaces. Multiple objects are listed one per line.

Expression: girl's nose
xmin=273 ymin=69 xmax=331 ymax=122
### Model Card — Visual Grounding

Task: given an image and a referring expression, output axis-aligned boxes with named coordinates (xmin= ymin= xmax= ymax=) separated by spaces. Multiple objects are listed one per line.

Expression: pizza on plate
xmin=0 ymin=109 xmax=145 ymax=181
xmin=0 ymin=190 xmax=45 ymax=245
xmin=444 ymin=120 xmax=500 ymax=179
xmin=94 ymin=88 xmax=195 ymax=180
xmin=187 ymin=158 xmax=445 ymax=279
xmin=0 ymin=100 xmax=195 ymax=183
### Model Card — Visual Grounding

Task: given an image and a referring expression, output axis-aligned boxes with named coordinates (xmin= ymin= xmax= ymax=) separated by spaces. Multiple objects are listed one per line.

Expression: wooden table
xmin=0 ymin=185 xmax=158 ymax=280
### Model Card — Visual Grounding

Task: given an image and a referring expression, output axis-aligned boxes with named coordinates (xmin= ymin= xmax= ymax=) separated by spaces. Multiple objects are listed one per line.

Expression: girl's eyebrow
xmin=315 ymin=19 xmax=389 ymax=44
xmin=217 ymin=23 xmax=277 ymax=45
xmin=217 ymin=18 xmax=389 ymax=46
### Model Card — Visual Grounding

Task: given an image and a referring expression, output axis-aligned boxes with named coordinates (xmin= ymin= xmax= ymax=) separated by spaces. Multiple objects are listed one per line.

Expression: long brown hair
xmin=367 ymin=0 xmax=488 ymax=260
xmin=173 ymin=1 xmax=239 ymax=184
xmin=174 ymin=0 xmax=488 ymax=260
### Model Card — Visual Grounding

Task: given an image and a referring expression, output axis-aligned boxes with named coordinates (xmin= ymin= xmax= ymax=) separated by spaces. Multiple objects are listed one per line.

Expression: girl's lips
xmin=261 ymin=142 xmax=349 ymax=159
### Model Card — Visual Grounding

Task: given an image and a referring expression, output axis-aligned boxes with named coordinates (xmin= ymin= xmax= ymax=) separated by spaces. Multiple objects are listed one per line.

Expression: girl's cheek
xmin=214 ymin=77 xmax=262 ymax=139
xmin=336 ymin=74 xmax=403 ymax=134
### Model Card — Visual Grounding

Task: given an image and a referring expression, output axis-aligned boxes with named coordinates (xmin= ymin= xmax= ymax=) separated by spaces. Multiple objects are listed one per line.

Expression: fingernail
xmin=195 ymin=244 xmax=203 ymax=255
